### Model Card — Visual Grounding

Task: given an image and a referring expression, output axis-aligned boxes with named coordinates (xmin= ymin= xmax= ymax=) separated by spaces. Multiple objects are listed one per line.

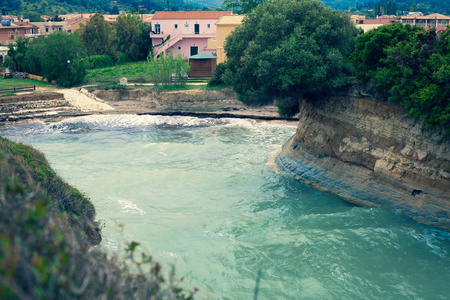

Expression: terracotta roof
xmin=66 ymin=17 xmax=89 ymax=26
xmin=363 ymin=19 xmax=391 ymax=25
xmin=402 ymin=13 xmax=450 ymax=20
xmin=12 ymin=22 xmax=39 ymax=28
xmin=152 ymin=11 xmax=232 ymax=20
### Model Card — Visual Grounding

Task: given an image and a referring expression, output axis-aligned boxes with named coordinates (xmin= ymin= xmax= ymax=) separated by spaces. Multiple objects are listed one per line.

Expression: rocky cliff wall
xmin=91 ymin=88 xmax=240 ymax=112
xmin=275 ymin=86 xmax=450 ymax=231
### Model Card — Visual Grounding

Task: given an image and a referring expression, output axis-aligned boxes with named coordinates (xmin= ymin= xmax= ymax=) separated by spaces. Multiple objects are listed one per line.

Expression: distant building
xmin=0 ymin=22 xmax=39 ymax=45
xmin=32 ymin=21 xmax=67 ymax=35
xmin=150 ymin=11 xmax=233 ymax=59
xmin=66 ymin=17 xmax=89 ymax=33
xmin=207 ymin=15 xmax=245 ymax=64
xmin=355 ymin=17 xmax=398 ymax=33
xmin=401 ymin=13 xmax=450 ymax=34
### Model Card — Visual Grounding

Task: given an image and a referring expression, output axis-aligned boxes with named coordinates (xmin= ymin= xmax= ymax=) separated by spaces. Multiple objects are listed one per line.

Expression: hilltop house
xmin=401 ymin=13 xmax=450 ymax=34
xmin=150 ymin=11 xmax=232 ymax=59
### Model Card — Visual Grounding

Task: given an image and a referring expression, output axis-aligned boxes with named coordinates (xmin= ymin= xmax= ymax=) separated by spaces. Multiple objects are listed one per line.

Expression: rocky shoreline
xmin=0 ymin=87 xmax=298 ymax=126
xmin=275 ymin=86 xmax=450 ymax=231
xmin=3 ymin=85 xmax=449 ymax=231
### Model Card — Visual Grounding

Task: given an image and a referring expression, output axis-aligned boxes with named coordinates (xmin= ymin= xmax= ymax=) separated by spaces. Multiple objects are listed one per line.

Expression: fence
xmin=0 ymin=86 xmax=36 ymax=94
xmin=83 ymin=75 xmax=150 ymax=84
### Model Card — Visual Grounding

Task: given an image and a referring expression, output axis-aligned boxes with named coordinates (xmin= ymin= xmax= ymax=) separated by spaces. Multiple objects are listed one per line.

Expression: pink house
xmin=150 ymin=11 xmax=232 ymax=59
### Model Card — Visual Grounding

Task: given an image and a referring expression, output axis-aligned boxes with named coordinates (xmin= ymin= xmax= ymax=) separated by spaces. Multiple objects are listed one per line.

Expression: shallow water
xmin=2 ymin=115 xmax=450 ymax=299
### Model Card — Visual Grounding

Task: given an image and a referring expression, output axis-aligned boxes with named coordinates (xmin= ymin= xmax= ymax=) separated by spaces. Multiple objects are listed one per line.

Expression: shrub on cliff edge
xmin=0 ymin=137 xmax=195 ymax=299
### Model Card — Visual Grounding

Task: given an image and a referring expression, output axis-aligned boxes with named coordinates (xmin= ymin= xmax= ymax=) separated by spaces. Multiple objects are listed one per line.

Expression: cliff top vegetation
xmin=223 ymin=0 xmax=358 ymax=117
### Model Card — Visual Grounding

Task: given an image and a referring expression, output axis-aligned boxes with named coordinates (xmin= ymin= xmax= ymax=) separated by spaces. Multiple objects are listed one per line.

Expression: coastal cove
xmin=2 ymin=114 xmax=450 ymax=299
xmin=1 ymin=86 xmax=450 ymax=298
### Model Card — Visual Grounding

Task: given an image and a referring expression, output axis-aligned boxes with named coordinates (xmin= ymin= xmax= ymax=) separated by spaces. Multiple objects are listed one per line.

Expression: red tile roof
xmin=12 ymin=22 xmax=39 ymax=28
xmin=66 ymin=17 xmax=89 ymax=26
xmin=363 ymin=19 xmax=391 ymax=25
xmin=152 ymin=11 xmax=232 ymax=20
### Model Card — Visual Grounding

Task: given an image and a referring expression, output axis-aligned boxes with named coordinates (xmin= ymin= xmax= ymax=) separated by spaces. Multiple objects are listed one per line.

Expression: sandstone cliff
xmin=276 ymin=85 xmax=450 ymax=231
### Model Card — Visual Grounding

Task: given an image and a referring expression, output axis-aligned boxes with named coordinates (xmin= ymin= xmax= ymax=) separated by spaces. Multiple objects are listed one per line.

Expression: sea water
xmin=2 ymin=114 xmax=450 ymax=299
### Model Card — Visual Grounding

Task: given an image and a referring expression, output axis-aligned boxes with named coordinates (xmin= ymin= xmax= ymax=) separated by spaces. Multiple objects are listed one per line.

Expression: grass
xmin=85 ymin=61 xmax=149 ymax=79
xmin=0 ymin=77 xmax=55 ymax=89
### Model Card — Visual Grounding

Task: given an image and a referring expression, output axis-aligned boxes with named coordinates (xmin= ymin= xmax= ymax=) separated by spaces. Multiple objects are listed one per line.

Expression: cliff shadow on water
xmin=275 ymin=84 xmax=450 ymax=231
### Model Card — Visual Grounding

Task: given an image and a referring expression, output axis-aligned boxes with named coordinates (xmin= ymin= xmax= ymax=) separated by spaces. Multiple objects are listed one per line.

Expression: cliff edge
xmin=275 ymin=85 xmax=450 ymax=231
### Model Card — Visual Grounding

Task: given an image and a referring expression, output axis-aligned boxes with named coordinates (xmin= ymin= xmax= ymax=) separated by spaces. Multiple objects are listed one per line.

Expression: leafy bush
xmin=208 ymin=62 xmax=227 ymax=86
xmin=0 ymin=137 xmax=196 ymax=299
xmin=351 ymin=24 xmax=450 ymax=136
xmin=24 ymin=32 xmax=87 ymax=87
xmin=224 ymin=0 xmax=358 ymax=114
xmin=147 ymin=54 xmax=189 ymax=85
xmin=83 ymin=55 xmax=115 ymax=70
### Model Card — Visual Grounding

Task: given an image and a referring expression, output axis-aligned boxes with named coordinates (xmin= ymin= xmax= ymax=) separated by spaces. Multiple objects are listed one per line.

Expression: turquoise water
xmin=2 ymin=114 xmax=450 ymax=299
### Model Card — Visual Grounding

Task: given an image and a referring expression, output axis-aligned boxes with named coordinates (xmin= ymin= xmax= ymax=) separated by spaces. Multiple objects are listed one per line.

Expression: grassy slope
xmin=0 ymin=78 xmax=55 ymax=89
xmin=0 ymin=136 xmax=194 ymax=299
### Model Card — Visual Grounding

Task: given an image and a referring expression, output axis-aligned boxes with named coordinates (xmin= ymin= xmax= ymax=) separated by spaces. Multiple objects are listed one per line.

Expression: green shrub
xmin=351 ymin=25 xmax=450 ymax=136
xmin=0 ymin=137 xmax=195 ymax=299
xmin=83 ymin=55 xmax=115 ymax=70
xmin=208 ymin=62 xmax=227 ymax=86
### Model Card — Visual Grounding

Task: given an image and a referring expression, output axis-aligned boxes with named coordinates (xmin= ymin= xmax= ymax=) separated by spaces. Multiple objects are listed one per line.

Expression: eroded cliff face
xmin=276 ymin=86 xmax=450 ymax=230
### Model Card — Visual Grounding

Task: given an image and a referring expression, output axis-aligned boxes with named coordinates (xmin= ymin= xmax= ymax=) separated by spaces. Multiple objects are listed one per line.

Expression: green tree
xmin=25 ymin=32 xmax=87 ymax=87
xmin=223 ymin=0 xmax=357 ymax=115
xmin=79 ymin=13 xmax=117 ymax=57
xmin=23 ymin=12 xmax=44 ymax=22
xmin=350 ymin=23 xmax=425 ymax=82
xmin=114 ymin=13 xmax=151 ymax=61
xmin=223 ymin=0 xmax=265 ymax=14
xmin=352 ymin=26 xmax=450 ymax=135
xmin=4 ymin=37 xmax=29 ymax=72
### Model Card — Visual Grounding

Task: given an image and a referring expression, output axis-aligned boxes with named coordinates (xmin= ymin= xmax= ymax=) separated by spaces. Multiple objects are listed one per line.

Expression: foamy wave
xmin=4 ymin=115 xmax=260 ymax=136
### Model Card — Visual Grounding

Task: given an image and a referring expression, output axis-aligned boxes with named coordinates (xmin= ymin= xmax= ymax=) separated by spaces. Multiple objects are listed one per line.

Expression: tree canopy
xmin=24 ymin=32 xmax=87 ymax=87
xmin=79 ymin=13 xmax=117 ymax=57
xmin=223 ymin=0 xmax=265 ymax=14
xmin=223 ymin=0 xmax=358 ymax=115
xmin=114 ymin=13 xmax=152 ymax=61
xmin=351 ymin=24 xmax=450 ymax=136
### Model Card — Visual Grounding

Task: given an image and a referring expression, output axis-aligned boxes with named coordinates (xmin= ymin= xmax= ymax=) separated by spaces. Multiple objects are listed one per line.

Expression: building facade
xmin=150 ymin=11 xmax=232 ymax=59
xmin=0 ymin=22 xmax=39 ymax=45
xmin=207 ymin=15 xmax=244 ymax=64
xmin=401 ymin=13 xmax=450 ymax=34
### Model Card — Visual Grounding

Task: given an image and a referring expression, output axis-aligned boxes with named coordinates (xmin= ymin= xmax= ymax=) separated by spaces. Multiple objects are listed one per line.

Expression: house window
xmin=430 ymin=21 xmax=436 ymax=27
xmin=59 ymin=27 xmax=61 ymax=31
xmin=184 ymin=23 xmax=189 ymax=34
xmin=442 ymin=21 xmax=447 ymax=26
xmin=154 ymin=24 xmax=161 ymax=34
xmin=174 ymin=24 xmax=178 ymax=29
xmin=207 ymin=24 xmax=211 ymax=28
xmin=177 ymin=46 xmax=182 ymax=51
xmin=190 ymin=46 xmax=198 ymax=56
xmin=194 ymin=24 xmax=200 ymax=34
xmin=406 ymin=20 xmax=411 ymax=24
xmin=418 ymin=20 xmax=425 ymax=26
xmin=46 ymin=28 xmax=49 ymax=32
